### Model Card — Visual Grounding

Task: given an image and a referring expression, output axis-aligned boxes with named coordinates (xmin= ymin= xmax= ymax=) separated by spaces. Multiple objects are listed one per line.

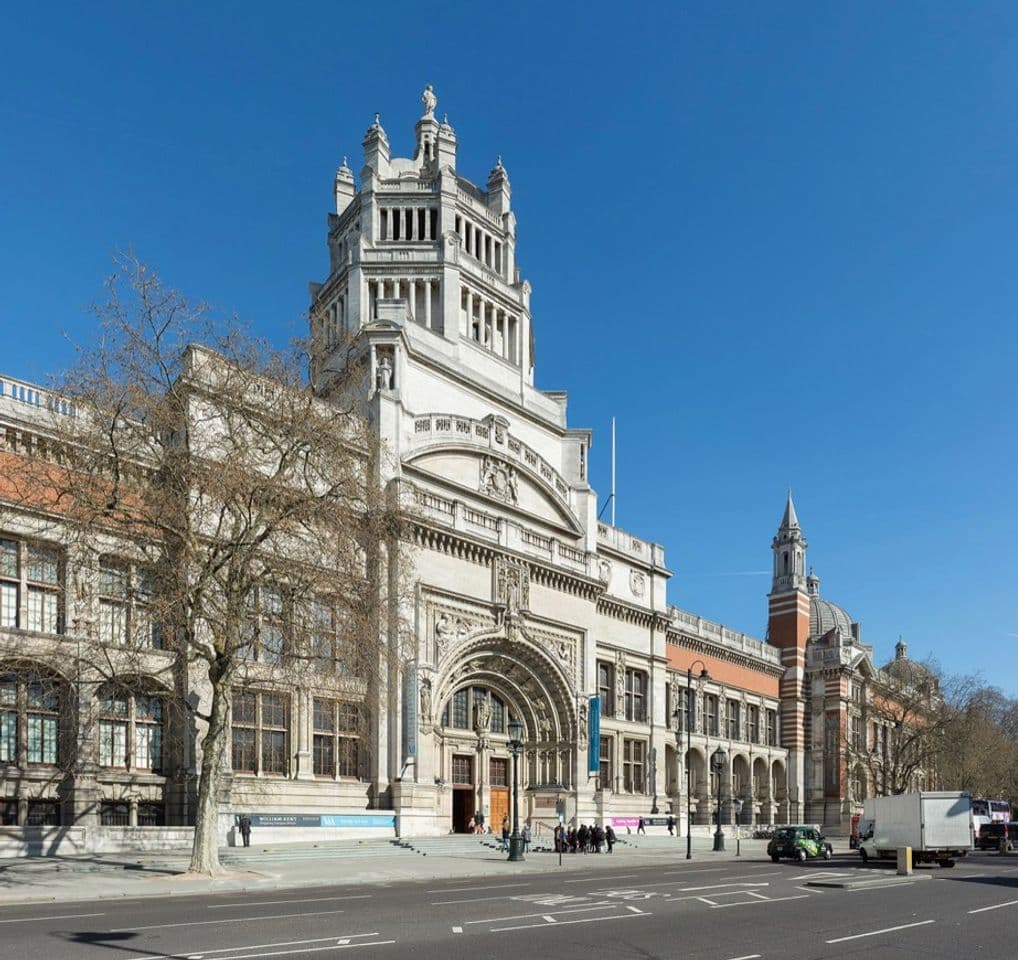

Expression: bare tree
xmin=846 ymin=660 xmax=975 ymax=798
xmin=2 ymin=255 xmax=407 ymax=874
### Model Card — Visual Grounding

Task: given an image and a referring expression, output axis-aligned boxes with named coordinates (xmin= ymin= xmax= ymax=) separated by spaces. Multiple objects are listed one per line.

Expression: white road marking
xmin=124 ymin=933 xmax=381 ymax=960
xmin=725 ymin=955 xmax=762 ymax=960
xmin=712 ymin=894 xmax=811 ymax=909
xmin=0 ymin=912 xmax=104 ymax=924
xmin=968 ymin=899 xmax=1018 ymax=914
xmin=208 ymin=896 xmax=370 ymax=909
xmin=465 ymin=903 xmax=617 ymax=924
xmin=490 ymin=911 xmax=648 ymax=933
xmin=428 ymin=882 xmax=530 ymax=893
xmin=625 ymin=906 xmax=643 ymax=914
xmin=564 ymin=874 xmax=639 ymax=883
xmin=112 ymin=908 xmax=347 ymax=932
xmin=845 ymin=881 xmax=916 ymax=892
xmin=826 ymin=919 xmax=935 ymax=943
xmin=542 ymin=915 xmax=557 ymax=923
xmin=451 ymin=926 xmax=463 ymax=934
xmin=432 ymin=893 xmax=525 ymax=905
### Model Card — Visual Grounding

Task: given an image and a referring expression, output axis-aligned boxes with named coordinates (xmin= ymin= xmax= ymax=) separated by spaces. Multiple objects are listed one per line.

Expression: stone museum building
xmin=0 ymin=88 xmax=921 ymax=844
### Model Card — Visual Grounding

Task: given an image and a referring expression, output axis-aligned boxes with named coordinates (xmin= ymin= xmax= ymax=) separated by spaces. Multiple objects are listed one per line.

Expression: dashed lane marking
xmin=112 ymin=908 xmax=347 ymax=932
xmin=826 ymin=919 xmax=935 ymax=943
xmin=563 ymin=874 xmax=639 ymax=883
xmin=452 ymin=926 xmax=463 ymax=934
xmin=428 ymin=882 xmax=531 ymax=894
xmin=208 ymin=896 xmax=370 ymax=909
xmin=124 ymin=933 xmax=382 ymax=960
xmin=0 ymin=912 xmax=105 ymax=924
xmin=725 ymin=955 xmax=762 ymax=960
xmin=968 ymin=899 xmax=1018 ymax=914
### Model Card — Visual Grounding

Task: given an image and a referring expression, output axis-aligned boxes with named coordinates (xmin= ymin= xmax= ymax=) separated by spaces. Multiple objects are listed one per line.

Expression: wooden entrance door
xmin=489 ymin=757 xmax=510 ymax=830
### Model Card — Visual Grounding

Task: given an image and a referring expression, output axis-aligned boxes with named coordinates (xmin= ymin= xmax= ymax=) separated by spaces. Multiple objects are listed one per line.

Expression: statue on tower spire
xmin=421 ymin=84 xmax=437 ymax=118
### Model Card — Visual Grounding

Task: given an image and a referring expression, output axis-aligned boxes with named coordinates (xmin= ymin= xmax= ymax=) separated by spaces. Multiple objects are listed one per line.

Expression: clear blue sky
xmin=2 ymin=2 xmax=1016 ymax=691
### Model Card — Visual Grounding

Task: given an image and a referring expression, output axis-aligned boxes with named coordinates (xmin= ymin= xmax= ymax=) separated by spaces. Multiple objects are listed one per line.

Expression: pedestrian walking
xmin=667 ymin=814 xmax=675 ymax=836
xmin=577 ymin=822 xmax=589 ymax=853
xmin=500 ymin=815 xmax=510 ymax=852
xmin=238 ymin=814 xmax=252 ymax=847
xmin=637 ymin=817 xmax=646 ymax=835
xmin=522 ymin=822 xmax=531 ymax=853
xmin=605 ymin=824 xmax=616 ymax=853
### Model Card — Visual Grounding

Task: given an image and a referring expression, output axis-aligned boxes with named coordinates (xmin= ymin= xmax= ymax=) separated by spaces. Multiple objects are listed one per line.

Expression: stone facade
xmin=0 ymin=89 xmax=920 ymax=843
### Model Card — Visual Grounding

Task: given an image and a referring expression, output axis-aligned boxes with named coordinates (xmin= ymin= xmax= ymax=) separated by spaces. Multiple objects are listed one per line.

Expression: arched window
xmin=441 ymin=686 xmax=507 ymax=734
xmin=0 ymin=670 xmax=63 ymax=766
xmin=97 ymin=686 xmax=164 ymax=773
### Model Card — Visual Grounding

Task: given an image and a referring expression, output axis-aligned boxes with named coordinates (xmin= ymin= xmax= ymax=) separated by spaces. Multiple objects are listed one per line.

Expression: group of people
xmin=553 ymin=822 xmax=616 ymax=854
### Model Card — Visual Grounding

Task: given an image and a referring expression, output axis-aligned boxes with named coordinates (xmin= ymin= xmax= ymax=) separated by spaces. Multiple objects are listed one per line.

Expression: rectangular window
xmin=747 ymin=705 xmax=760 ymax=744
xmin=852 ymin=715 xmax=863 ymax=751
xmin=706 ymin=695 xmax=719 ymax=737
xmin=766 ymin=709 xmax=778 ymax=746
xmin=26 ymin=800 xmax=60 ymax=826
xmin=489 ymin=757 xmax=508 ymax=788
xmin=599 ymin=735 xmax=613 ymax=790
xmin=452 ymin=689 xmax=469 ymax=729
xmin=231 ymin=691 xmax=258 ymax=773
xmin=451 ymin=754 xmax=473 ymax=785
xmin=727 ymin=699 xmax=740 ymax=740
xmin=624 ymin=669 xmax=647 ymax=722
xmin=1 ymin=538 xmax=64 ymax=633
xmin=99 ymin=559 xmax=158 ymax=647
xmin=1 ymin=708 xmax=16 ymax=763
xmin=100 ymin=801 xmax=130 ymax=826
xmin=260 ymin=693 xmax=288 ymax=775
xmin=597 ymin=661 xmax=614 ymax=716
xmin=312 ymin=698 xmax=361 ymax=779
xmin=622 ymin=738 xmax=646 ymax=793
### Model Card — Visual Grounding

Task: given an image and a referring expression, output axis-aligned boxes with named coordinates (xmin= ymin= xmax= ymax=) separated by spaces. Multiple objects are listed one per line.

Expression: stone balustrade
xmin=666 ymin=604 xmax=780 ymax=665
xmin=0 ymin=375 xmax=77 ymax=420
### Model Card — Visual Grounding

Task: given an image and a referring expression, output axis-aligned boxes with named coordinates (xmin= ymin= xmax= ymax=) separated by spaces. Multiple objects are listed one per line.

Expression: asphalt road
xmin=2 ymin=851 xmax=1016 ymax=960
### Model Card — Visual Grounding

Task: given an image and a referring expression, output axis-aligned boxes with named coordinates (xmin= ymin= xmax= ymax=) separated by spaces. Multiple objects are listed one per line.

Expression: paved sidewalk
xmin=0 ymin=835 xmax=779 ymax=905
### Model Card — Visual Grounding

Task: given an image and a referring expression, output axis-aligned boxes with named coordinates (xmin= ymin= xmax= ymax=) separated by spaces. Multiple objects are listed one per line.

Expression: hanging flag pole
xmin=597 ymin=416 xmax=617 ymax=525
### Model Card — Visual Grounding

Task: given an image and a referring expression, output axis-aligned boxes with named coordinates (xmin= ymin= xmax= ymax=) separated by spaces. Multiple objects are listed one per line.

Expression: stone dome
xmin=809 ymin=596 xmax=854 ymax=639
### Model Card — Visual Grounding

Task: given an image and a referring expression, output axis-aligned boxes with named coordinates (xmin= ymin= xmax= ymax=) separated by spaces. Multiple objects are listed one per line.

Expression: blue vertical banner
xmin=588 ymin=695 xmax=600 ymax=773
xmin=403 ymin=664 xmax=418 ymax=760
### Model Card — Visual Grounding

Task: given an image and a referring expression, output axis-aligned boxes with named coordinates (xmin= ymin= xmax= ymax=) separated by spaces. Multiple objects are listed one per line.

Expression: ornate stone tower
xmin=308 ymin=85 xmax=534 ymax=401
xmin=767 ymin=491 xmax=810 ymax=822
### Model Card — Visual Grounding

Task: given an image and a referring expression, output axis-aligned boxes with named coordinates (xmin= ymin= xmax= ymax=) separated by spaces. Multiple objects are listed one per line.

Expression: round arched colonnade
xmin=665 ymin=745 xmax=790 ymax=827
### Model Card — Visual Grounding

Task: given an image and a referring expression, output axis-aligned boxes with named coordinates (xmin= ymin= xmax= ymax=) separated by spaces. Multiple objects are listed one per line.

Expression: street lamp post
xmin=711 ymin=745 xmax=727 ymax=852
xmin=507 ymin=717 xmax=525 ymax=862
xmin=673 ymin=662 xmax=709 ymax=860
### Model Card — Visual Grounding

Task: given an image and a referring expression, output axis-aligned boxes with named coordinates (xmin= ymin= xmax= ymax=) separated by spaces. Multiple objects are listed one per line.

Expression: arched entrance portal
xmin=431 ymin=633 xmax=577 ymax=834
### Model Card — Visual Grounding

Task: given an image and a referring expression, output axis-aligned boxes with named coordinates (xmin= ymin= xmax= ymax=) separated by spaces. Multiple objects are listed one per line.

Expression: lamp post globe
xmin=507 ymin=717 xmax=525 ymax=862
xmin=711 ymin=745 xmax=727 ymax=852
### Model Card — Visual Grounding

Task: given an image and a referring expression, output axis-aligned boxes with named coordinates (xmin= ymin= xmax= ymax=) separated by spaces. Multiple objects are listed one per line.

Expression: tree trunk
xmin=189 ymin=675 xmax=230 ymax=875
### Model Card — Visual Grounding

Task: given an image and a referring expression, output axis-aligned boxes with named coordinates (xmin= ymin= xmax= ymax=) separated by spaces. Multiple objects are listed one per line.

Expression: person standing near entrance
xmin=238 ymin=814 xmax=252 ymax=847
xmin=500 ymin=815 xmax=510 ymax=852
xmin=522 ymin=821 xmax=531 ymax=853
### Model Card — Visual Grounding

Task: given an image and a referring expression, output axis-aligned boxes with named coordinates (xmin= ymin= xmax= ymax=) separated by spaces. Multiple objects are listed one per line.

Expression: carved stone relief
xmin=630 ymin=570 xmax=646 ymax=598
xmin=597 ymin=558 xmax=612 ymax=584
xmin=493 ymin=557 xmax=530 ymax=615
xmin=480 ymin=455 xmax=519 ymax=504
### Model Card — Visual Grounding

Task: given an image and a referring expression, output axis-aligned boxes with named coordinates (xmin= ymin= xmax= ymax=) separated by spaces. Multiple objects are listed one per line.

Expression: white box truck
xmin=857 ymin=791 xmax=972 ymax=867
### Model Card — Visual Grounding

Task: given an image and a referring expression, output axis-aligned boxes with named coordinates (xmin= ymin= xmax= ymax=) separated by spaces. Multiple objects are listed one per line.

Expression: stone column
xmin=424 ymin=280 xmax=432 ymax=329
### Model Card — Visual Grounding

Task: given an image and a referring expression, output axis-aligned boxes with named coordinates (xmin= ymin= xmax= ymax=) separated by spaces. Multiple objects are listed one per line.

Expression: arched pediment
xmin=407 ymin=413 xmax=582 ymax=534
xmin=407 ymin=445 xmax=582 ymax=534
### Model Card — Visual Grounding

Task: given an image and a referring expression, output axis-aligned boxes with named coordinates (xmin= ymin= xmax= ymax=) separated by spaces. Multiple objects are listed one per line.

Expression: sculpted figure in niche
xmin=420 ymin=679 xmax=432 ymax=721
xmin=578 ymin=701 xmax=588 ymax=745
xmin=535 ymin=699 xmax=552 ymax=740
xmin=435 ymin=613 xmax=455 ymax=647
xmin=474 ymin=696 xmax=492 ymax=734
xmin=376 ymin=353 xmax=394 ymax=390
